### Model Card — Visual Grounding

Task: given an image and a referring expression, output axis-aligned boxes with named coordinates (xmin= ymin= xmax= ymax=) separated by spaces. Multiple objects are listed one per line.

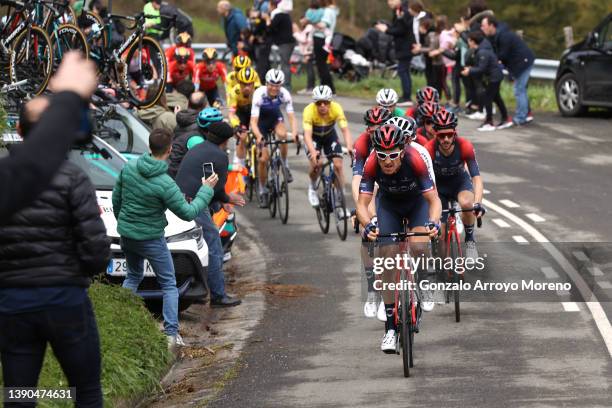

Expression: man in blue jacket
xmin=217 ymin=0 xmax=248 ymax=56
xmin=481 ymin=16 xmax=535 ymax=126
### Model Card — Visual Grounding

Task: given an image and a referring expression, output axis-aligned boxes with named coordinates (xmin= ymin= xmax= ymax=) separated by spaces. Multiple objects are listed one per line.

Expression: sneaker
xmin=466 ymin=111 xmax=486 ymax=121
xmin=496 ymin=120 xmax=514 ymax=130
xmin=465 ymin=240 xmax=478 ymax=262
xmin=381 ymin=330 xmax=397 ymax=354
xmin=376 ymin=300 xmax=387 ymax=322
xmin=259 ymin=188 xmax=270 ymax=208
xmin=526 ymin=112 xmax=534 ymax=123
xmin=297 ymin=88 xmax=313 ymax=95
xmin=167 ymin=333 xmax=186 ymax=349
xmin=308 ymin=185 xmax=319 ymax=207
xmin=477 ymin=122 xmax=497 ymax=132
xmin=363 ymin=291 xmax=377 ymax=318
xmin=286 ymin=167 xmax=294 ymax=183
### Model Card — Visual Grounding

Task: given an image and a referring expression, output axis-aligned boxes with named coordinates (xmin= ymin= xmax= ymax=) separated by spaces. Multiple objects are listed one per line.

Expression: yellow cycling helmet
xmin=232 ymin=55 xmax=252 ymax=70
xmin=237 ymin=67 xmax=257 ymax=84
xmin=202 ymin=47 xmax=218 ymax=62
xmin=174 ymin=47 xmax=190 ymax=64
xmin=176 ymin=32 xmax=191 ymax=46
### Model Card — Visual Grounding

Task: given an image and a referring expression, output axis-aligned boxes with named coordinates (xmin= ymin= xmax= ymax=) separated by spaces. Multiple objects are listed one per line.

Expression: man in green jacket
xmin=112 ymin=128 xmax=217 ymax=348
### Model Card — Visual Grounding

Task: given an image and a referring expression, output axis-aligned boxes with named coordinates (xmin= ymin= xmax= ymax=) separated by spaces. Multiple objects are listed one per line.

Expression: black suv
xmin=555 ymin=13 xmax=612 ymax=116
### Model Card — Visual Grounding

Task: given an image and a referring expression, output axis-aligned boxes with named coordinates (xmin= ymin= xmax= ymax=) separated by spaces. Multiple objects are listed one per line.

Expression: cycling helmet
xmin=417 ymin=102 xmax=440 ymax=121
xmin=176 ymin=32 xmax=191 ymax=46
xmin=376 ymin=88 xmax=399 ymax=107
xmin=232 ymin=55 xmax=251 ymax=70
xmin=265 ymin=68 xmax=285 ymax=85
xmin=197 ymin=107 xmax=223 ymax=129
xmin=312 ymin=85 xmax=333 ymax=102
xmin=202 ymin=47 xmax=218 ymax=61
xmin=416 ymin=86 xmax=440 ymax=105
xmin=364 ymin=106 xmax=392 ymax=126
xmin=372 ymin=124 xmax=406 ymax=151
xmin=237 ymin=67 xmax=257 ymax=84
xmin=174 ymin=47 xmax=190 ymax=64
xmin=386 ymin=116 xmax=417 ymax=141
xmin=432 ymin=109 xmax=458 ymax=131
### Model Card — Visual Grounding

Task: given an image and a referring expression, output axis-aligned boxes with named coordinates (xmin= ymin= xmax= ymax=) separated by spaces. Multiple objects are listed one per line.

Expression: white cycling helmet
xmin=312 ymin=85 xmax=333 ymax=102
xmin=376 ymin=88 xmax=399 ymax=107
xmin=386 ymin=116 xmax=417 ymax=141
xmin=265 ymin=68 xmax=285 ymax=85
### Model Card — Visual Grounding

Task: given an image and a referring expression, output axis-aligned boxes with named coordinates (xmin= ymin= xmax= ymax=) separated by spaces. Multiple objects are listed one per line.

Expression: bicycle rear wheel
xmin=277 ymin=161 xmax=290 ymax=224
xmin=400 ymin=268 xmax=412 ymax=377
xmin=331 ymin=181 xmax=347 ymax=240
xmin=315 ymin=178 xmax=330 ymax=234
xmin=123 ymin=36 xmax=167 ymax=109
xmin=51 ymin=24 xmax=88 ymax=66
xmin=9 ymin=26 xmax=53 ymax=95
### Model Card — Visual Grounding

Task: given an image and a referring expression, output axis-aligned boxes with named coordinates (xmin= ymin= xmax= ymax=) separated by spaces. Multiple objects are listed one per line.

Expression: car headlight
xmin=166 ymin=226 xmax=203 ymax=249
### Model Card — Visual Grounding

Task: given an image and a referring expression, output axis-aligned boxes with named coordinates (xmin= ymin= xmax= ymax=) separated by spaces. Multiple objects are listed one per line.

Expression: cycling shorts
xmin=307 ymin=130 xmax=343 ymax=160
xmin=257 ymin=109 xmax=283 ymax=139
xmin=376 ymin=193 xmax=429 ymax=243
xmin=437 ymin=173 xmax=473 ymax=223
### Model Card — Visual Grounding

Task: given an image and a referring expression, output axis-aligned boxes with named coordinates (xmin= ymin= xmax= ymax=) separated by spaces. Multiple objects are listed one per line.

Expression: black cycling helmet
xmin=416 ymin=86 xmax=440 ymax=105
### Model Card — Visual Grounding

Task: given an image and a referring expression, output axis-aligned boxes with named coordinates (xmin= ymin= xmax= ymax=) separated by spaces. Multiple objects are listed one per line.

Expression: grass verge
xmin=0 ymin=282 xmax=173 ymax=408
xmin=290 ymin=72 xmax=558 ymax=113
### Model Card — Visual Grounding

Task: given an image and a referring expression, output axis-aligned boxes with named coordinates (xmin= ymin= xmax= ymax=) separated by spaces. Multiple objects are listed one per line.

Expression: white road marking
xmin=512 ymin=235 xmax=529 ymax=244
xmin=525 ymin=213 xmax=546 ymax=223
xmin=597 ymin=281 xmax=612 ymax=290
xmin=541 ymin=266 xmax=560 ymax=279
xmin=483 ymin=198 xmax=612 ymax=358
xmin=492 ymin=218 xmax=511 ymax=228
xmin=572 ymin=251 xmax=589 ymax=262
xmin=588 ymin=267 xmax=604 ymax=277
xmin=499 ymin=199 xmax=520 ymax=208
xmin=562 ymin=302 xmax=580 ymax=312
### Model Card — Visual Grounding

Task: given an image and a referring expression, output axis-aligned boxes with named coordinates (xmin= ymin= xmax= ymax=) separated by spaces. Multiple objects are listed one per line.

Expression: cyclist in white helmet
xmin=376 ymin=88 xmax=406 ymax=118
xmin=250 ymin=69 xmax=298 ymax=206
xmin=302 ymin=85 xmax=353 ymax=208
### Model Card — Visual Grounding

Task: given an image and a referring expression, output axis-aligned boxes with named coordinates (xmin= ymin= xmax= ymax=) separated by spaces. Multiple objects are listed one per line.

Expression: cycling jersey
xmin=165 ymin=45 xmax=196 ymax=65
xmin=227 ymin=84 xmax=253 ymax=127
xmin=424 ymin=136 xmax=480 ymax=181
xmin=302 ymin=101 xmax=348 ymax=138
xmin=250 ymin=86 xmax=294 ymax=118
xmin=168 ymin=60 xmax=195 ymax=85
xmin=416 ymin=127 xmax=433 ymax=144
xmin=404 ymin=106 xmax=416 ymax=118
xmin=392 ymin=107 xmax=406 ymax=117
xmin=411 ymin=142 xmax=436 ymax=184
xmin=194 ymin=61 xmax=227 ymax=91
xmin=352 ymin=131 xmax=373 ymax=176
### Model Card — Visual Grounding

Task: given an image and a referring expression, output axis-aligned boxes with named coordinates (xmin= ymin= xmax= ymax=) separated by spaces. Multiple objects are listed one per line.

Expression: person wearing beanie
xmin=175 ymin=121 xmax=245 ymax=308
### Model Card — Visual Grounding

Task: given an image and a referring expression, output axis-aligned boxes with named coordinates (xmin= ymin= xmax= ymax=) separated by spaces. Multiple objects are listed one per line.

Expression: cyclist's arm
xmin=250 ymin=89 xmax=263 ymax=142
xmin=351 ymin=175 xmax=361 ymax=205
xmin=336 ymin=105 xmax=352 ymax=152
xmin=356 ymin=154 xmax=376 ymax=227
xmin=303 ymin=128 xmax=316 ymax=158
xmin=302 ymin=105 xmax=316 ymax=157
xmin=283 ymin=90 xmax=298 ymax=138
xmin=356 ymin=192 xmax=374 ymax=227
xmin=472 ymin=175 xmax=483 ymax=204
xmin=250 ymin=115 xmax=263 ymax=142
xmin=287 ymin=111 xmax=298 ymax=140
xmin=423 ymin=189 xmax=442 ymax=225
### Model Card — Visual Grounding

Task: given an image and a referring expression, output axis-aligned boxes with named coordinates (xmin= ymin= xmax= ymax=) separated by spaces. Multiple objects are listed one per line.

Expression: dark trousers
xmin=0 ymin=299 xmax=103 ymax=407
xmin=313 ymin=36 xmax=335 ymax=93
xmin=483 ymin=80 xmax=508 ymax=123
xmin=255 ymin=43 xmax=271 ymax=83
xmin=396 ymin=57 xmax=412 ymax=101
xmin=452 ymin=64 xmax=463 ymax=105
xmin=305 ymin=55 xmax=316 ymax=90
xmin=429 ymin=64 xmax=447 ymax=96
xmin=276 ymin=42 xmax=294 ymax=91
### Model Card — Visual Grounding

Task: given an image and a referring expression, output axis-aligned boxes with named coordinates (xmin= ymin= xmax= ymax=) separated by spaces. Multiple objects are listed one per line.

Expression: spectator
xmin=159 ymin=1 xmax=194 ymax=40
xmin=444 ymin=19 xmax=471 ymax=112
xmin=167 ymin=80 xmax=195 ymax=111
xmin=481 ymin=16 xmax=535 ymax=125
xmin=168 ymin=93 xmax=207 ymax=176
xmin=0 ymin=97 xmax=110 ymax=406
xmin=376 ymin=0 xmax=416 ymax=105
xmin=462 ymin=31 xmax=511 ymax=131
xmin=295 ymin=0 xmax=323 ymax=94
xmin=467 ymin=0 xmax=493 ymax=32
xmin=407 ymin=0 xmax=432 ymax=74
xmin=113 ymin=128 xmax=218 ymax=347
xmin=310 ymin=0 xmax=337 ymax=94
xmin=143 ymin=0 xmax=163 ymax=39
xmin=0 ymin=52 xmax=97 ymax=221
xmin=264 ymin=0 xmax=295 ymax=91
xmin=413 ymin=18 xmax=444 ymax=93
xmin=175 ymin=122 xmax=245 ymax=308
xmin=249 ymin=7 xmax=271 ymax=81
xmin=237 ymin=27 xmax=255 ymax=58
xmin=217 ymin=0 xmax=248 ymax=56
xmin=437 ymin=15 xmax=455 ymax=102
xmin=138 ymin=88 xmax=178 ymax=132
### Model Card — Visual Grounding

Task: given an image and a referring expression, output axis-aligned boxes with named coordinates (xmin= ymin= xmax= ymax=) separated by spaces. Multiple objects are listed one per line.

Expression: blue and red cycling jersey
xmin=359 ymin=146 xmax=435 ymax=199
xmin=352 ymin=131 xmax=373 ymax=176
xmin=424 ymin=136 xmax=480 ymax=181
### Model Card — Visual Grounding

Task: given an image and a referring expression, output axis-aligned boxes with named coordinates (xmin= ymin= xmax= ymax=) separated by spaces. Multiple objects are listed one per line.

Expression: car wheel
xmin=556 ymin=73 xmax=587 ymax=117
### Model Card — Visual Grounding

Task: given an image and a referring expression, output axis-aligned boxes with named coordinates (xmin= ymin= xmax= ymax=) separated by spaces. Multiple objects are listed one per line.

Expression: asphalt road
xmin=209 ymin=98 xmax=612 ymax=407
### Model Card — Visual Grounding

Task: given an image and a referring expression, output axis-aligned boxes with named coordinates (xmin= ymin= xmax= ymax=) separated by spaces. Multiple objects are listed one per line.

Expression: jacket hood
xmin=138 ymin=105 xmax=169 ymax=122
xmin=176 ymin=109 xmax=198 ymax=128
xmin=478 ymin=38 xmax=494 ymax=52
xmin=136 ymin=153 xmax=168 ymax=178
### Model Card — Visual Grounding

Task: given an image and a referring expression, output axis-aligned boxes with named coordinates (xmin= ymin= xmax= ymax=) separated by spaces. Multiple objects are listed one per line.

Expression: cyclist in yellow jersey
xmin=228 ymin=67 xmax=258 ymax=166
xmin=303 ymin=85 xmax=354 ymax=208
xmin=225 ymin=55 xmax=261 ymax=102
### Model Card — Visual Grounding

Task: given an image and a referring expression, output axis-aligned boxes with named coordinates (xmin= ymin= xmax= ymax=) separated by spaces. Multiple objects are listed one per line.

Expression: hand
xmin=222 ymin=203 xmax=233 ymax=213
xmin=202 ymin=173 xmax=219 ymax=188
xmin=426 ymin=221 xmax=440 ymax=238
xmin=48 ymin=52 xmax=97 ymax=100
xmin=229 ymin=192 xmax=246 ymax=207
xmin=375 ymin=23 xmax=387 ymax=33
xmin=173 ymin=105 xmax=181 ymax=114
xmin=461 ymin=67 xmax=470 ymax=76
xmin=412 ymin=44 xmax=421 ymax=54
xmin=364 ymin=220 xmax=379 ymax=241
xmin=473 ymin=203 xmax=486 ymax=218
xmin=309 ymin=150 xmax=319 ymax=166
xmin=396 ymin=8 xmax=404 ymax=18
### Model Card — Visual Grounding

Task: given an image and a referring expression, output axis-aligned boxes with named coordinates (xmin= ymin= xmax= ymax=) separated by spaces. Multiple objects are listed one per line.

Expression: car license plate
xmin=107 ymin=259 xmax=155 ymax=277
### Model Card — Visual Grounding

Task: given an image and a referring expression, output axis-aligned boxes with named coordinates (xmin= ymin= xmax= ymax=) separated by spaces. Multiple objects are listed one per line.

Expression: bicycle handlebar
xmin=376 ymin=231 xmax=434 ymax=239
xmin=442 ymin=205 xmax=483 ymax=228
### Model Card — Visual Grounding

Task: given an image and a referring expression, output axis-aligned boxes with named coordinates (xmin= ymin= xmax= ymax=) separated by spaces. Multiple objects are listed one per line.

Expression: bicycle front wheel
xmin=51 ymin=24 xmax=88 ymax=66
xmin=449 ymin=233 xmax=461 ymax=323
xmin=267 ymin=162 xmax=277 ymax=218
xmin=316 ymin=178 xmax=330 ymax=234
xmin=331 ymin=182 xmax=347 ymax=241
xmin=9 ymin=26 xmax=53 ymax=95
xmin=277 ymin=161 xmax=290 ymax=224
xmin=400 ymin=268 xmax=412 ymax=377
xmin=123 ymin=36 xmax=167 ymax=109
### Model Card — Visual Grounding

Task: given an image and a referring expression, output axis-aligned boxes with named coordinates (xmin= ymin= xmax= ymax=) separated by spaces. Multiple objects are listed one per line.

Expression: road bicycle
xmin=243 ymin=129 xmax=258 ymax=202
xmin=376 ymin=227 xmax=434 ymax=378
xmin=36 ymin=0 xmax=87 ymax=67
xmin=434 ymin=201 xmax=483 ymax=323
xmin=263 ymin=133 xmax=298 ymax=224
xmin=312 ymin=151 xmax=348 ymax=241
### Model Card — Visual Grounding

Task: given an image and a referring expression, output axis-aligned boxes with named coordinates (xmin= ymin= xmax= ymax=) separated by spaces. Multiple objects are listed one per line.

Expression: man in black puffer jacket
xmin=167 ymin=92 xmax=207 ymax=178
xmin=0 ymin=97 xmax=110 ymax=407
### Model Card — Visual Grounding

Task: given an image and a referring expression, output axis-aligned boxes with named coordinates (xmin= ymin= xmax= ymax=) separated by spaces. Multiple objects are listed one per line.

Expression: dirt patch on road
xmin=239 ymin=282 xmax=318 ymax=298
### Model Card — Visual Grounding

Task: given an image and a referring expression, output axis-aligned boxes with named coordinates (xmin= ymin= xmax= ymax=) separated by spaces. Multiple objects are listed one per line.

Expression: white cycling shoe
xmin=363 ymin=292 xmax=377 ymax=318
xmin=381 ymin=330 xmax=397 ymax=354
xmin=308 ymin=185 xmax=319 ymax=207
xmin=376 ymin=301 xmax=387 ymax=322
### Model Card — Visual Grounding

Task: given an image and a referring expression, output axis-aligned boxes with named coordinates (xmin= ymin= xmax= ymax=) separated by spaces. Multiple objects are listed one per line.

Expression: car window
xmin=602 ymin=20 xmax=612 ymax=50
xmin=96 ymin=106 xmax=150 ymax=157
xmin=68 ymin=145 xmax=126 ymax=190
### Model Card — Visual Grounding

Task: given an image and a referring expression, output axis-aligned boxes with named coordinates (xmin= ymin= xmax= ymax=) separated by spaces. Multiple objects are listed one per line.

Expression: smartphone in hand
xmin=202 ymin=162 xmax=215 ymax=179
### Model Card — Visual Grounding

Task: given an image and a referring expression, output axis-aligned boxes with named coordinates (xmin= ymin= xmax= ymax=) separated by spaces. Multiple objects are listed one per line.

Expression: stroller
xmin=328 ymin=32 xmax=370 ymax=82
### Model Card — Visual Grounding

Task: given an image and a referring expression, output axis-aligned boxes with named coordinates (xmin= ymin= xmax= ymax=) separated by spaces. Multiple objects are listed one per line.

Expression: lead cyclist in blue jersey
xmin=250 ymin=69 xmax=299 ymax=206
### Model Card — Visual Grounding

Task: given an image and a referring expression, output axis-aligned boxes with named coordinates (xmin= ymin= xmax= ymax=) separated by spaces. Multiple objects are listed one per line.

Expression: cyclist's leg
xmin=256 ymin=116 xmax=274 ymax=190
xmin=307 ymin=137 xmax=324 ymax=183
xmin=324 ymin=132 xmax=345 ymax=192
xmin=274 ymin=119 xmax=289 ymax=162
xmin=234 ymin=108 xmax=250 ymax=164
xmin=406 ymin=196 xmax=435 ymax=309
xmin=456 ymin=173 xmax=475 ymax=241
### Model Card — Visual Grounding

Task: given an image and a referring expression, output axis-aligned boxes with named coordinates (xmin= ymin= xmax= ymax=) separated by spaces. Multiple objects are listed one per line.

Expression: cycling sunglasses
xmin=436 ymin=131 xmax=456 ymax=140
xmin=315 ymin=100 xmax=331 ymax=106
xmin=376 ymin=151 xmax=402 ymax=160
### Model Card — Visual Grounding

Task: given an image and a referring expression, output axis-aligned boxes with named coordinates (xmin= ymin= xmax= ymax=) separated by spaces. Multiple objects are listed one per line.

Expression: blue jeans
xmin=397 ymin=58 xmax=413 ymax=101
xmin=121 ymin=237 xmax=179 ymax=336
xmin=196 ymin=211 xmax=226 ymax=300
xmin=0 ymin=299 xmax=103 ymax=407
xmin=513 ymin=65 xmax=532 ymax=124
